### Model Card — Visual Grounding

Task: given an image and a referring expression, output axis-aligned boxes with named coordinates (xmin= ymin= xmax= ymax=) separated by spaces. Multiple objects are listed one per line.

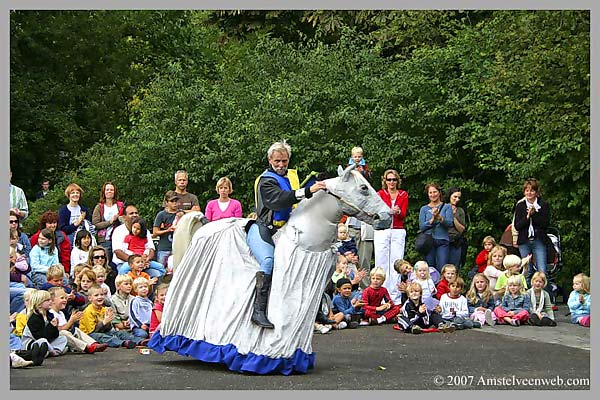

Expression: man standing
xmin=9 ymin=169 xmax=28 ymax=220
xmin=35 ymin=179 xmax=50 ymax=200
xmin=111 ymin=204 xmax=165 ymax=278
xmin=173 ymin=170 xmax=201 ymax=220
xmin=246 ymin=140 xmax=326 ymax=328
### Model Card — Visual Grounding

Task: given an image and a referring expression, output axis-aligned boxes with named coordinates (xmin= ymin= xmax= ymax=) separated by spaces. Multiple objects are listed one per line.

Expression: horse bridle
xmin=324 ymin=189 xmax=377 ymax=219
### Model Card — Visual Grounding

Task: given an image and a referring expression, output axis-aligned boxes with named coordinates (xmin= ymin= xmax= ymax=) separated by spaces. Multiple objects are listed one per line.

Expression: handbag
xmin=415 ymin=202 xmax=445 ymax=254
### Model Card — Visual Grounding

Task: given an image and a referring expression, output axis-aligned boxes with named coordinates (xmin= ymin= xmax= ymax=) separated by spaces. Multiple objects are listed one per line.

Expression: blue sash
xmin=261 ymin=170 xmax=293 ymax=227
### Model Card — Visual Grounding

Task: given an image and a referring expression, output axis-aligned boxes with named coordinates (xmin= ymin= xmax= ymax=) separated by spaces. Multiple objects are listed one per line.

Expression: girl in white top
xmin=483 ymin=245 xmax=507 ymax=299
xmin=70 ymin=230 xmax=93 ymax=273
xmin=411 ymin=261 xmax=437 ymax=310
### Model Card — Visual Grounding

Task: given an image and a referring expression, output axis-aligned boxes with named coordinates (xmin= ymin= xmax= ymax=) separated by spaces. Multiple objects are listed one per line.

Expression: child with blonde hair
xmin=396 ymin=282 xmax=453 ymax=334
xmin=394 ymin=259 xmax=413 ymax=305
xmin=150 ymin=283 xmax=169 ymax=337
xmin=127 ymin=254 xmax=158 ymax=296
xmin=411 ymin=261 xmax=438 ymax=310
xmin=21 ymin=289 xmax=68 ymax=360
xmin=495 ymin=254 xmax=530 ymax=298
xmin=494 ymin=275 xmax=531 ymax=326
xmin=438 ymin=277 xmax=480 ymax=329
xmin=527 ymin=271 xmax=556 ymax=326
xmin=475 ymin=236 xmax=496 ymax=274
xmin=568 ymin=273 xmax=590 ymax=327
xmin=348 ymin=146 xmax=371 ymax=180
xmin=435 ymin=263 xmax=457 ymax=300
xmin=361 ymin=267 xmax=401 ymax=325
xmin=47 ymin=286 xmax=108 ymax=353
xmin=129 ymin=277 xmax=153 ymax=339
xmin=92 ymin=265 xmax=112 ymax=303
xmin=111 ymin=274 xmax=134 ymax=332
xmin=466 ymin=273 xmax=496 ymax=326
xmin=75 ymin=267 xmax=97 ymax=310
xmin=483 ymin=245 xmax=507 ymax=298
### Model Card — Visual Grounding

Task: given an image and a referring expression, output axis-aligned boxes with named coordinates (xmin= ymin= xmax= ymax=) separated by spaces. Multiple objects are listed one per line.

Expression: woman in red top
xmin=373 ymin=169 xmax=408 ymax=305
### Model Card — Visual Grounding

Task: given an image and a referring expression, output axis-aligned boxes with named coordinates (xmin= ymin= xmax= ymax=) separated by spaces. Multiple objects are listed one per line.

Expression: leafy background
xmin=11 ymin=10 xmax=589 ymax=293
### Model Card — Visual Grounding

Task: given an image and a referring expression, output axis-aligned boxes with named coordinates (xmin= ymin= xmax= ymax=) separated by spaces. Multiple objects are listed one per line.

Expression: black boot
xmin=251 ymin=272 xmax=275 ymax=329
xmin=14 ymin=350 xmax=32 ymax=361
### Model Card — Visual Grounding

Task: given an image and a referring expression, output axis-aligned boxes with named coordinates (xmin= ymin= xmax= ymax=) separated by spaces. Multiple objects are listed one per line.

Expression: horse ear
xmin=339 ymin=164 xmax=356 ymax=181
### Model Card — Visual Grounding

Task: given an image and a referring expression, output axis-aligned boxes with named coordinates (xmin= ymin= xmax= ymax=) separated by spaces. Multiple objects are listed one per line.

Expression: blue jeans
xmin=10 ymin=282 xmax=27 ymax=314
xmin=425 ymin=238 xmax=450 ymax=273
xmin=448 ymin=242 xmax=463 ymax=272
xmin=518 ymin=238 xmax=547 ymax=286
xmin=90 ymin=329 xmax=141 ymax=347
xmin=132 ymin=327 xmax=149 ymax=339
xmin=246 ymin=223 xmax=275 ymax=274
xmin=117 ymin=261 xmax=166 ymax=277
xmin=156 ymin=250 xmax=171 ymax=267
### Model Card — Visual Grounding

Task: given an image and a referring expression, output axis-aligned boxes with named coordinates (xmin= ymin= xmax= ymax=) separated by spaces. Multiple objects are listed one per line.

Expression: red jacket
xmin=475 ymin=249 xmax=489 ymax=273
xmin=362 ymin=286 xmax=395 ymax=312
xmin=30 ymin=229 xmax=71 ymax=274
xmin=377 ymin=189 xmax=408 ymax=229
xmin=435 ymin=278 xmax=450 ymax=300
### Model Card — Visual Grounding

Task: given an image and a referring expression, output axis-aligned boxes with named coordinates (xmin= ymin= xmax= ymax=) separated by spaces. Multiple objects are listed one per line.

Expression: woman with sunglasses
xmin=9 ymin=211 xmax=31 ymax=262
xmin=373 ymin=169 xmax=409 ymax=304
xmin=86 ymin=245 xmax=117 ymax=294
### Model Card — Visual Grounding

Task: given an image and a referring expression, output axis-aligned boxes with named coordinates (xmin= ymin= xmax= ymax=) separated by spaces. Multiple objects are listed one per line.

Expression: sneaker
xmin=410 ymin=325 xmax=422 ymax=334
xmin=10 ymin=353 xmax=34 ymax=369
xmin=472 ymin=321 xmax=482 ymax=329
xmin=318 ymin=324 xmax=332 ymax=334
xmin=137 ymin=339 xmax=151 ymax=347
xmin=348 ymin=321 xmax=359 ymax=329
xmin=359 ymin=320 xmax=370 ymax=326
xmin=122 ymin=340 xmax=137 ymax=349
xmin=95 ymin=343 xmax=109 ymax=352
xmin=336 ymin=321 xmax=348 ymax=330
xmin=439 ymin=323 xmax=456 ymax=333
xmin=541 ymin=316 xmax=557 ymax=326
xmin=31 ymin=342 xmax=47 ymax=366
xmin=484 ymin=309 xmax=495 ymax=326
xmin=509 ymin=319 xmax=520 ymax=326
xmin=84 ymin=343 xmax=98 ymax=354
xmin=529 ymin=314 xmax=541 ymax=326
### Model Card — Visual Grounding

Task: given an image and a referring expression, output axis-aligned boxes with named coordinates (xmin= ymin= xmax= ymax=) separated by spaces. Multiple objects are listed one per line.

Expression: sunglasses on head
xmin=93 ymin=255 xmax=106 ymax=260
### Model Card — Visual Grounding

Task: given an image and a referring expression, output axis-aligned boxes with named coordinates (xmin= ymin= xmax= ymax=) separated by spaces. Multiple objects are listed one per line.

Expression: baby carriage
xmin=499 ymin=225 xmax=564 ymax=303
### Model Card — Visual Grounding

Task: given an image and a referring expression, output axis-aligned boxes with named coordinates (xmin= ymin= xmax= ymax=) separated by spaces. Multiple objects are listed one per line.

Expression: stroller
xmin=499 ymin=225 xmax=564 ymax=303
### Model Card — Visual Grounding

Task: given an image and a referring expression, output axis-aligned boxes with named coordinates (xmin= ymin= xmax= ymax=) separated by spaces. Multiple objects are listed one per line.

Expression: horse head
xmin=326 ymin=164 xmax=393 ymax=230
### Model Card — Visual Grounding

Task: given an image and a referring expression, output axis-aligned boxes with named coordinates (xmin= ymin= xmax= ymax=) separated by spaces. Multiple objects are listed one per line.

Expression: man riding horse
xmin=247 ymin=140 xmax=327 ymax=328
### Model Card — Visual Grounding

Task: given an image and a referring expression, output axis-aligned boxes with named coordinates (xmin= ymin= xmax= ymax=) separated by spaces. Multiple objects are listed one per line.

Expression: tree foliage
xmin=16 ymin=11 xmax=589 ymax=290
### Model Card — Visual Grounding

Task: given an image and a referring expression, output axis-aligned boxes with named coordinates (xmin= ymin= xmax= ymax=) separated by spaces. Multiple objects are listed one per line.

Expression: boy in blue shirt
xmin=331 ymin=278 xmax=362 ymax=328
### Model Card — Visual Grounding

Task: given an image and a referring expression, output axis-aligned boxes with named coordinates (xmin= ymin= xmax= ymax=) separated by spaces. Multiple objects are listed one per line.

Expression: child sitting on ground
xmin=47 ymin=286 xmax=108 ymax=353
xmin=483 ymin=245 xmax=507 ymax=299
xmin=21 ymin=289 xmax=68 ymax=359
xmin=79 ymin=284 xmax=147 ymax=348
xmin=396 ymin=282 xmax=454 ymax=334
xmin=527 ymin=271 xmax=557 ymax=326
xmin=394 ymin=259 xmax=413 ymax=306
xmin=568 ymin=273 xmax=591 ymax=327
xmin=495 ymin=254 xmax=530 ymax=298
xmin=331 ymin=278 xmax=363 ymax=329
xmin=129 ymin=277 xmax=154 ymax=339
xmin=494 ymin=275 xmax=531 ymax=326
xmin=127 ymin=254 xmax=158 ymax=297
xmin=361 ymin=267 xmax=401 ymax=325
xmin=435 ymin=263 xmax=457 ymax=300
xmin=437 ymin=277 xmax=480 ymax=329
xmin=92 ymin=265 xmax=112 ymax=304
xmin=466 ymin=273 xmax=496 ymax=326
xmin=150 ymin=283 xmax=169 ymax=337
xmin=110 ymin=274 xmax=134 ymax=333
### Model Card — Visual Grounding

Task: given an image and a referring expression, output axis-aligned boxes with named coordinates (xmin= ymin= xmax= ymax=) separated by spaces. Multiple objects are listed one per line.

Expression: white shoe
xmin=485 ymin=309 xmax=496 ymax=326
xmin=319 ymin=324 xmax=332 ymax=334
xmin=10 ymin=353 xmax=34 ymax=369
xmin=336 ymin=321 xmax=348 ymax=330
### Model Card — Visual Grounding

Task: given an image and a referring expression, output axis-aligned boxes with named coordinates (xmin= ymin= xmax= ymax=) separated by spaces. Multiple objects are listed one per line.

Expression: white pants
xmin=60 ymin=328 xmax=96 ymax=352
xmin=374 ymin=228 xmax=406 ymax=304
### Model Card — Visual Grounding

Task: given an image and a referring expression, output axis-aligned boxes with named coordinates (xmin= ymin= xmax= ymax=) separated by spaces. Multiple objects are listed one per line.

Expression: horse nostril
xmin=373 ymin=215 xmax=380 ymax=220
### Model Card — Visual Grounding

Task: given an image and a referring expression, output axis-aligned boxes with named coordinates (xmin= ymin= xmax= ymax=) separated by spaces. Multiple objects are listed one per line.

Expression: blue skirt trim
xmin=147 ymin=332 xmax=315 ymax=375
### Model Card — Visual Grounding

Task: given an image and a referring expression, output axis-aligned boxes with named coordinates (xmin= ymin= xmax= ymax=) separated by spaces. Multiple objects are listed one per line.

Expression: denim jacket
xmin=500 ymin=292 xmax=531 ymax=314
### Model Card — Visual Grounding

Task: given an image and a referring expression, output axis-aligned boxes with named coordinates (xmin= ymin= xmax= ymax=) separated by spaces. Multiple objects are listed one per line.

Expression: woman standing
xmin=513 ymin=178 xmax=550 ymax=286
xmin=446 ymin=187 xmax=467 ymax=272
xmin=58 ymin=183 xmax=93 ymax=246
xmin=204 ymin=177 xmax=243 ymax=222
xmin=92 ymin=182 xmax=125 ymax=261
xmin=418 ymin=182 xmax=454 ymax=273
xmin=373 ymin=169 xmax=408 ymax=304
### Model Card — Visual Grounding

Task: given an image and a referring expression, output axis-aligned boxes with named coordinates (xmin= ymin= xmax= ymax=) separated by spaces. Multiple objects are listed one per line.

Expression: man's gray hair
xmin=267 ymin=140 xmax=292 ymax=159
xmin=174 ymin=170 xmax=188 ymax=180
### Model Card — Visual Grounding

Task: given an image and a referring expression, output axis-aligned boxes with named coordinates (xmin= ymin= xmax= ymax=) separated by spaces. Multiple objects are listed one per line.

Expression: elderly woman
xmin=10 ymin=211 xmax=32 ymax=262
xmin=513 ymin=178 xmax=551 ymax=286
xmin=58 ymin=183 xmax=94 ymax=246
xmin=29 ymin=210 xmax=72 ymax=275
xmin=373 ymin=169 xmax=408 ymax=304
xmin=92 ymin=182 xmax=125 ymax=260
xmin=418 ymin=182 xmax=454 ymax=273
xmin=446 ymin=187 xmax=467 ymax=272
xmin=204 ymin=177 xmax=243 ymax=222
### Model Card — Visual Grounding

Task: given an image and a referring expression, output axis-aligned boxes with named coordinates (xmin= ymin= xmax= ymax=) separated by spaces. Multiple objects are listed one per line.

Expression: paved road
xmin=10 ymin=306 xmax=590 ymax=390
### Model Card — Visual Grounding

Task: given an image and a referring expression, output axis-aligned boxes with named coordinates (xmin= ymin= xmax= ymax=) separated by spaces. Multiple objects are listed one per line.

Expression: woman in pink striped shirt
xmin=204 ymin=177 xmax=243 ymax=221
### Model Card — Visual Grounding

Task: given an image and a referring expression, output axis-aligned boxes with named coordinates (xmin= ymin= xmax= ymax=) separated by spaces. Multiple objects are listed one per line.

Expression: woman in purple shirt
xmin=204 ymin=177 xmax=243 ymax=221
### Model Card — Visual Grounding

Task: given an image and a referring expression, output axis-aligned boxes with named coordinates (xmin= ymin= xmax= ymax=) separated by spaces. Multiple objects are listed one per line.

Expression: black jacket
xmin=513 ymin=197 xmax=550 ymax=245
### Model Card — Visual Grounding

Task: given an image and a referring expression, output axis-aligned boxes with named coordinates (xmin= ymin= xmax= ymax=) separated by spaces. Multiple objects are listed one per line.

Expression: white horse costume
xmin=148 ymin=165 xmax=392 ymax=375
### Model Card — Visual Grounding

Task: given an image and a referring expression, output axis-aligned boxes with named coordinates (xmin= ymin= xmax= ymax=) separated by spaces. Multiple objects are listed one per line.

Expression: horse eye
xmin=360 ymin=184 xmax=369 ymax=192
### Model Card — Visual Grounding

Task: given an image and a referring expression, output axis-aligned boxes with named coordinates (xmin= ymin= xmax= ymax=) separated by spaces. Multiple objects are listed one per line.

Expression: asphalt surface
xmin=10 ymin=305 xmax=590 ymax=390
